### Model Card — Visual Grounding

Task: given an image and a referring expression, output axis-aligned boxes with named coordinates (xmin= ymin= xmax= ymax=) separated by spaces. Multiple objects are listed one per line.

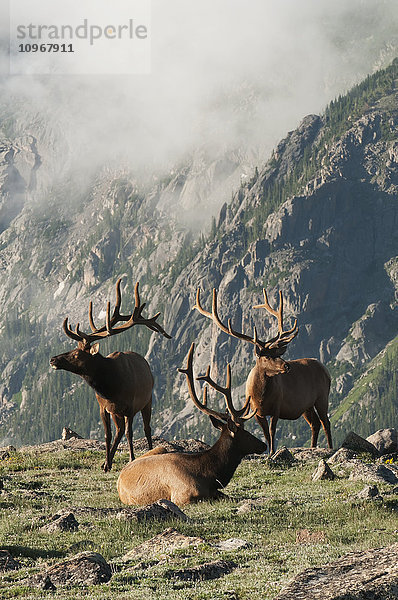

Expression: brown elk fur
xmin=247 ymin=355 xmax=332 ymax=454
xmin=51 ymin=346 xmax=154 ymax=471
xmin=118 ymin=416 xmax=266 ymax=506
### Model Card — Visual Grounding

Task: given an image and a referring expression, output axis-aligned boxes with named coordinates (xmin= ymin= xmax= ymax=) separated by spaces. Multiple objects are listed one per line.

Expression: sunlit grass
xmin=0 ymin=447 xmax=397 ymax=599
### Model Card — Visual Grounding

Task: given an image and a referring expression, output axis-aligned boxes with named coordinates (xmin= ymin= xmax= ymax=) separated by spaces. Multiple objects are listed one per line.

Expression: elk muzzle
xmin=50 ymin=355 xmax=62 ymax=370
xmin=50 ymin=352 xmax=80 ymax=372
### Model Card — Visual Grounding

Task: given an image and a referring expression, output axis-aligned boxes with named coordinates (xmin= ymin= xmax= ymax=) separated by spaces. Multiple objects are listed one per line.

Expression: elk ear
xmin=209 ymin=415 xmax=225 ymax=431
xmin=226 ymin=417 xmax=238 ymax=437
xmin=254 ymin=344 xmax=263 ymax=358
xmin=90 ymin=343 xmax=100 ymax=355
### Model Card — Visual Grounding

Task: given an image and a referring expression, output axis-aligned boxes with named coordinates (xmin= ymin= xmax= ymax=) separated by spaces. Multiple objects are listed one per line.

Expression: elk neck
xmin=206 ymin=430 xmax=243 ymax=488
xmin=80 ymin=354 xmax=119 ymax=401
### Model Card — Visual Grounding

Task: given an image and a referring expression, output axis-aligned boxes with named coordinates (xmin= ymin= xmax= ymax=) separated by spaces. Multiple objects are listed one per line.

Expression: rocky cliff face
xmin=146 ymin=77 xmax=398 ymax=444
xmin=0 ymin=63 xmax=397 ymax=447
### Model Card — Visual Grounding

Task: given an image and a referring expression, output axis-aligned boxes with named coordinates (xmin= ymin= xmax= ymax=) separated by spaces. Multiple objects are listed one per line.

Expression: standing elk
xmin=50 ymin=278 xmax=171 ymax=471
xmin=117 ymin=343 xmax=266 ymax=506
xmin=194 ymin=287 xmax=333 ymax=455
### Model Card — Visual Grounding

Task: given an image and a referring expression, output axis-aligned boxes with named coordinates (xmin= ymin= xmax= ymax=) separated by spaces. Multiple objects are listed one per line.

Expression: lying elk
xmin=50 ymin=278 xmax=171 ymax=471
xmin=117 ymin=343 xmax=266 ymax=506
xmin=194 ymin=288 xmax=333 ymax=455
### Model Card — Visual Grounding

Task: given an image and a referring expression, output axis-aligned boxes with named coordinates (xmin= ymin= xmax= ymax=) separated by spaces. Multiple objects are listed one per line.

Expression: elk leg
xmin=141 ymin=400 xmax=153 ymax=450
xmin=100 ymin=407 xmax=112 ymax=472
xmin=315 ymin=404 xmax=333 ymax=449
xmin=255 ymin=414 xmax=271 ymax=454
xmin=303 ymin=408 xmax=321 ymax=448
xmin=125 ymin=416 xmax=135 ymax=462
xmin=107 ymin=414 xmax=125 ymax=470
xmin=269 ymin=415 xmax=279 ymax=455
xmin=321 ymin=418 xmax=333 ymax=449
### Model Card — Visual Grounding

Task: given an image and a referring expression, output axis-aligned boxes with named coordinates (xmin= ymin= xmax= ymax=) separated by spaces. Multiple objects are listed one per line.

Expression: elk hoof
xmin=102 ymin=462 xmax=112 ymax=472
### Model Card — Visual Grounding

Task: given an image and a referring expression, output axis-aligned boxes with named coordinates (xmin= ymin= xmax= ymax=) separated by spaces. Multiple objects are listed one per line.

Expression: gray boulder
xmin=367 ymin=428 xmax=398 ymax=455
xmin=117 ymin=499 xmax=189 ymax=522
xmin=42 ymin=512 xmax=79 ymax=532
xmin=328 ymin=448 xmax=356 ymax=464
xmin=312 ymin=459 xmax=335 ymax=481
xmin=341 ymin=431 xmax=379 ymax=457
xmin=271 ymin=446 xmax=295 ymax=465
xmin=31 ymin=552 xmax=111 ymax=588
xmin=61 ymin=427 xmax=83 ymax=441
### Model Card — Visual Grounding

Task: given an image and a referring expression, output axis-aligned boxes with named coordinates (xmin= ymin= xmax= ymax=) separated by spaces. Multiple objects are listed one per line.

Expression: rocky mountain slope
xmin=0 ymin=60 xmax=397 ymax=447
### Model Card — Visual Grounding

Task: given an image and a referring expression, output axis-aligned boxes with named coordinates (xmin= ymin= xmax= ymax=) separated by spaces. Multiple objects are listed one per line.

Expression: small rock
xmin=61 ymin=427 xmax=83 ymax=441
xmin=312 ymin=459 xmax=335 ymax=481
xmin=42 ymin=512 xmax=79 ymax=532
xmin=367 ymin=429 xmax=398 ymax=456
xmin=117 ymin=499 xmax=188 ymax=522
xmin=40 ymin=576 xmax=57 ymax=590
xmin=341 ymin=432 xmax=379 ymax=457
xmin=165 ymin=559 xmax=237 ymax=582
xmin=357 ymin=485 xmax=382 ymax=500
xmin=328 ymin=448 xmax=356 ymax=464
xmin=215 ymin=538 xmax=250 ymax=551
xmin=123 ymin=527 xmax=207 ymax=559
xmin=271 ymin=447 xmax=295 ymax=465
xmin=31 ymin=552 xmax=111 ymax=587
xmin=236 ymin=499 xmax=267 ymax=514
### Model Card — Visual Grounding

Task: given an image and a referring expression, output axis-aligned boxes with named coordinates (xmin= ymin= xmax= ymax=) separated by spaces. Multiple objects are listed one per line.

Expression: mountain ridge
xmin=0 ymin=59 xmax=397 ymax=447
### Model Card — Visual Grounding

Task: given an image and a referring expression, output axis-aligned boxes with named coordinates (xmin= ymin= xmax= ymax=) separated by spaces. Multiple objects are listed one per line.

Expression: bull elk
xmin=194 ymin=287 xmax=333 ymax=455
xmin=50 ymin=278 xmax=171 ymax=471
xmin=117 ymin=343 xmax=266 ymax=506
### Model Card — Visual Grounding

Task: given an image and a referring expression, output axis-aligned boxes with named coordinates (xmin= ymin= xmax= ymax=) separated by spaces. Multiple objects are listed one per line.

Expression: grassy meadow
xmin=0 ymin=444 xmax=397 ymax=599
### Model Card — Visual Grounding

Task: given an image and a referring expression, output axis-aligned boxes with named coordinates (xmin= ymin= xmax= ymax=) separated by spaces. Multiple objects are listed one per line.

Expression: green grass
xmin=0 ymin=446 xmax=397 ymax=599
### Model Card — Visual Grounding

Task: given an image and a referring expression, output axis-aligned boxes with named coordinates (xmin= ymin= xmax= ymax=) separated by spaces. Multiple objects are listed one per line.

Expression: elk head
xmin=178 ymin=343 xmax=266 ymax=456
xmin=50 ymin=278 xmax=171 ymax=374
xmin=193 ymin=287 xmax=298 ymax=376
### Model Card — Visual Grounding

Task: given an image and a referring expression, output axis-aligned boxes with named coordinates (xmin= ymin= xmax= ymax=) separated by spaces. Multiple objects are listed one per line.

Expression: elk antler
xmin=193 ymin=287 xmax=298 ymax=356
xmin=63 ymin=278 xmax=171 ymax=346
xmin=253 ymin=289 xmax=298 ymax=354
xmin=178 ymin=343 xmax=256 ymax=423
xmin=193 ymin=288 xmax=258 ymax=344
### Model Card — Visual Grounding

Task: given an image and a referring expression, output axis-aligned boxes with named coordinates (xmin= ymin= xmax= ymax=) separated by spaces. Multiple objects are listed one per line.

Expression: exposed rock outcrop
xmin=31 ymin=552 xmax=112 ymax=588
xmin=275 ymin=544 xmax=398 ymax=600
